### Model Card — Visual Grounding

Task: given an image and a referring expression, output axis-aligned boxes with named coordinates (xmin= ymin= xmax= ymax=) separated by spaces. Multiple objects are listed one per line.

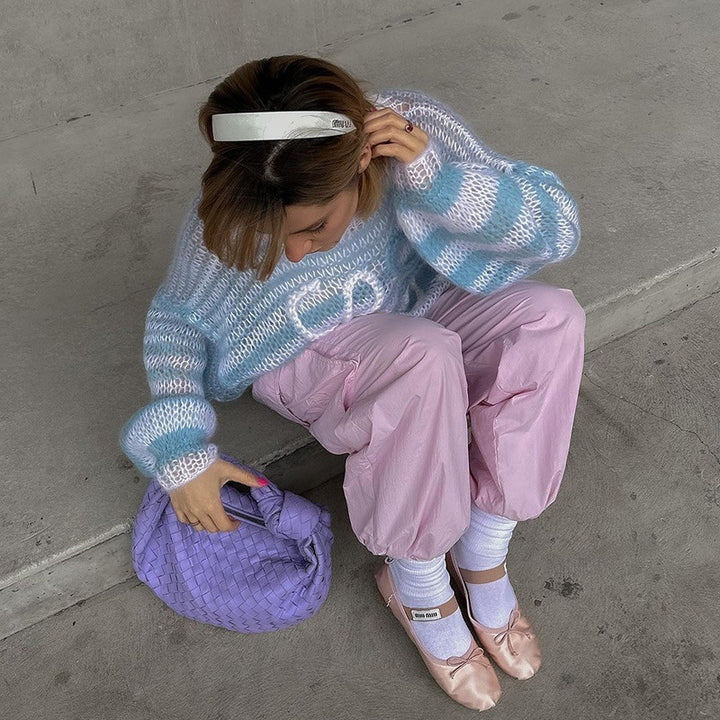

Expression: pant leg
xmin=423 ymin=279 xmax=586 ymax=521
xmin=252 ymin=311 xmax=473 ymax=561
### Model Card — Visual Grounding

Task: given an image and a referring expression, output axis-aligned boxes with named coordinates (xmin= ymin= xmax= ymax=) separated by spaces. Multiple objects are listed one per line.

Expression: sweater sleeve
xmin=118 ymin=288 xmax=220 ymax=492
xmin=388 ymin=91 xmax=581 ymax=295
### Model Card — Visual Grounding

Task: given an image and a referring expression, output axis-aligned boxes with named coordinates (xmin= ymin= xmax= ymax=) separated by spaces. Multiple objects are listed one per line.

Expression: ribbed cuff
xmin=118 ymin=394 xmax=218 ymax=479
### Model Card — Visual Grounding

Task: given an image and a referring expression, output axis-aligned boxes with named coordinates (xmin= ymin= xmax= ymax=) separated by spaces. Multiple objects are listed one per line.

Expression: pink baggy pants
xmin=252 ymin=279 xmax=586 ymax=561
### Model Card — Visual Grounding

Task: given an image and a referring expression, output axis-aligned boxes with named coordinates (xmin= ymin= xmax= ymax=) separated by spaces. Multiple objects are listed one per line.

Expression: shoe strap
xmin=457 ymin=563 xmax=507 ymax=584
xmin=402 ymin=595 xmax=459 ymax=622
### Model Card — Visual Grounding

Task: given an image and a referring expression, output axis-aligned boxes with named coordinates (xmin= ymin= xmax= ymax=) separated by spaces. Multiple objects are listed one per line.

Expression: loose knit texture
xmin=119 ymin=87 xmax=581 ymax=492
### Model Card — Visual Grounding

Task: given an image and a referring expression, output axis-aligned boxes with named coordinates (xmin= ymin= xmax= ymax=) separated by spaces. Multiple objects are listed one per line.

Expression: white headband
xmin=211 ymin=110 xmax=357 ymax=142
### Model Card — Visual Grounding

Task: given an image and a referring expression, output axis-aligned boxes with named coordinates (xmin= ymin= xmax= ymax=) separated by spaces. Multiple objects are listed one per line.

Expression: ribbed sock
xmin=452 ymin=506 xmax=518 ymax=629
xmin=388 ymin=555 xmax=473 ymax=660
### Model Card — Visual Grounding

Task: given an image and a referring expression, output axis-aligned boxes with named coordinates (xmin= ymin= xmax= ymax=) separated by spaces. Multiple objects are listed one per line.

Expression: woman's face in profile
xmin=283 ymin=184 xmax=360 ymax=262
xmin=282 ymin=143 xmax=372 ymax=262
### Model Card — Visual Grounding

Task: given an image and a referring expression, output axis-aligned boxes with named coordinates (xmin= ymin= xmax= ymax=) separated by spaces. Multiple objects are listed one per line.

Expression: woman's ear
xmin=358 ymin=142 xmax=373 ymax=174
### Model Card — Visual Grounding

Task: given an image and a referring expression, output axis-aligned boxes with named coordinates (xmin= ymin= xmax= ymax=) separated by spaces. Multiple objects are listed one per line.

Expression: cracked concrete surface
xmin=581 ymin=372 xmax=720 ymax=468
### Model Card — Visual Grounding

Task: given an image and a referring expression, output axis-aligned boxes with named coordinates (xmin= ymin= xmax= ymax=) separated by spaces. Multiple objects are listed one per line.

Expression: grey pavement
xmin=2 ymin=289 xmax=719 ymax=718
xmin=2 ymin=0 xmax=720 ymax=715
xmin=3 ymin=0 xmax=720 ymax=636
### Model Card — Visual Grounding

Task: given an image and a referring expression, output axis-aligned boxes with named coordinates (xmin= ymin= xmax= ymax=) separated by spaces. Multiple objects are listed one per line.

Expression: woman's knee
xmin=368 ymin=313 xmax=465 ymax=368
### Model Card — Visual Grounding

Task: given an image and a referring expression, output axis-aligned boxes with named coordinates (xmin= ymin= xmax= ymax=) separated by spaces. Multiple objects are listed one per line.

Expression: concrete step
xmin=3 ymin=0 xmax=720 ymax=640
xmin=2 ymin=290 xmax=719 ymax=719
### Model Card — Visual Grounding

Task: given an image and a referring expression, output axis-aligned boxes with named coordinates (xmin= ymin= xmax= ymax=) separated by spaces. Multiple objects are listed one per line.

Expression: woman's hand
xmin=169 ymin=458 xmax=267 ymax=533
xmin=363 ymin=103 xmax=430 ymax=164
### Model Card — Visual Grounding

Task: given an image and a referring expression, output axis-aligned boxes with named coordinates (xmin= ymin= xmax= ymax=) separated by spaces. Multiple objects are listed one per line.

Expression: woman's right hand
xmin=169 ymin=458 xmax=267 ymax=533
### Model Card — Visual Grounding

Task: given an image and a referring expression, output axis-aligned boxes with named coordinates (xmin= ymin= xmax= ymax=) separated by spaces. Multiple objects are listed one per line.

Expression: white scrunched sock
xmin=388 ymin=555 xmax=473 ymax=660
xmin=452 ymin=506 xmax=519 ymax=629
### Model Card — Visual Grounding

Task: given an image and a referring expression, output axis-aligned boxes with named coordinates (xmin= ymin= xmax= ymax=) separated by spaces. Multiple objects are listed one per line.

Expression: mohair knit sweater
xmin=119 ymin=87 xmax=581 ymax=492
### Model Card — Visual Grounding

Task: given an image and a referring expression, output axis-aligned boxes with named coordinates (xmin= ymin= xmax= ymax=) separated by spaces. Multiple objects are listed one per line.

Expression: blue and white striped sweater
xmin=119 ymin=87 xmax=580 ymax=492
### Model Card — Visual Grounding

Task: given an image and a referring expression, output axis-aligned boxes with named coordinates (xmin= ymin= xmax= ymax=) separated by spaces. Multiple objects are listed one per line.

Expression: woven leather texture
xmin=131 ymin=452 xmax=334 ymax=633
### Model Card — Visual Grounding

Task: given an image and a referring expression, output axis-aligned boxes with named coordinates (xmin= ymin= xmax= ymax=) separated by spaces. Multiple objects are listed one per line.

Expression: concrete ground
xmin=3 ymin=0 xmax=720 ymax=640
xmin=3 ymin=0 xmax=720 ymax=714
xmin=2 ymin=290 xmax=718 ymax=719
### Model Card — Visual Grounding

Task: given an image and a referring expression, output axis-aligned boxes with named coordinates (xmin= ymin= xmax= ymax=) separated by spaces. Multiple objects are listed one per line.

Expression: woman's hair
xmin=197 ymin=55 xmax=391 ymax=281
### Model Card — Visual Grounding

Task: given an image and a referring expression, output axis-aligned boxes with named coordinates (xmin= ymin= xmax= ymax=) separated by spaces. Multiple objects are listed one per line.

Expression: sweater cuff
xmin=156 ymin=443 xmax=220 ymax=492
xmin=392 ymin=135 xmax=444 ymax=192
xmin=118 ymin=394 xmax=218 ymax=483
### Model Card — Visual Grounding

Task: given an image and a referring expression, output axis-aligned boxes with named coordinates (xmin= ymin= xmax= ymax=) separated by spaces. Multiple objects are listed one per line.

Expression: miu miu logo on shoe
xmin=411 ymin=607 xmax=441 ymax=621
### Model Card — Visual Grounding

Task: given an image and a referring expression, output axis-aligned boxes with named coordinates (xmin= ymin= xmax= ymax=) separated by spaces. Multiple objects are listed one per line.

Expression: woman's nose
xmin=285 ymin=245 xmax=313 ymax=263
xmin=288 ymin=251 xmax=306 ymax=263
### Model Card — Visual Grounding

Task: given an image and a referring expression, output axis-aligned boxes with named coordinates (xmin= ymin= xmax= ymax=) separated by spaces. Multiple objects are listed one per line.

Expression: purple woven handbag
xmin=131 ymin=452 xmax=334 ymax=633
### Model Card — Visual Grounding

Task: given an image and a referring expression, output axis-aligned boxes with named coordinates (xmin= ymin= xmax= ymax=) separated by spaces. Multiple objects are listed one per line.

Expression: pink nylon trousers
xmin=251 ymin=279 xmax=586 ymax=561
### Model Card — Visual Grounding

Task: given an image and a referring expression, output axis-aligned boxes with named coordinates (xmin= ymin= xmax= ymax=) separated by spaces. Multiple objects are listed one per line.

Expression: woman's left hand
xmin=363 ymin=104 xmax=430 ymax=164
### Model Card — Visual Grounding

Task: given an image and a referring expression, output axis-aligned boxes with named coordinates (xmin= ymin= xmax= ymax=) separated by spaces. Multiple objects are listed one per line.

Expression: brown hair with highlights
xmin=197 ymin=54 xmax=391 ymax=281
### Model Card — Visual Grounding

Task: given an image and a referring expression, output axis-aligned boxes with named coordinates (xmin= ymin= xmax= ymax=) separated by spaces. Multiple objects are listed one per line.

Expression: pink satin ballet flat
xmin=445 ymin=549 xmax=542 ymax=680
xmin=374 ymin=559 xmax=501 ymax=711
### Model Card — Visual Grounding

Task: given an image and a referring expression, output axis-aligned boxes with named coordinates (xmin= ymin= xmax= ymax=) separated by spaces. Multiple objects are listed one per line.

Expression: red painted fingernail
xmin=257 ymin=478 xmax=269 ymax=486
